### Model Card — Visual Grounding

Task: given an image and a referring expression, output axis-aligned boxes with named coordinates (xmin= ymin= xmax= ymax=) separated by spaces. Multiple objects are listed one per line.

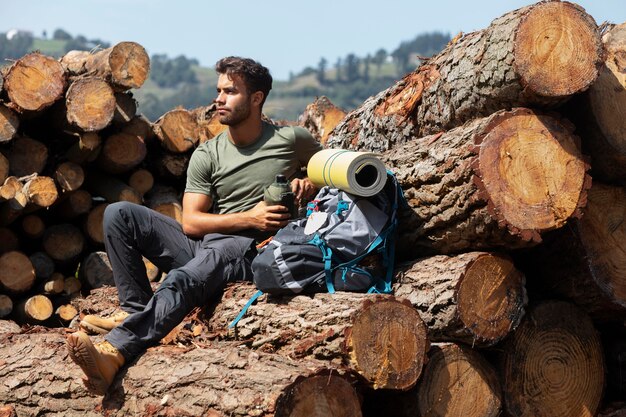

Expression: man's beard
xmin=219 ymin=101 xmax=251 ymax=126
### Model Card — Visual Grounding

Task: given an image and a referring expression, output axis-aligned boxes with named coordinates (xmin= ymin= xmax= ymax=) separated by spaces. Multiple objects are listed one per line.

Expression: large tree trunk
xmin=417 ymin=343 xmax=502 ymax=417
xmin=299 ymin=96 xmax=346 ymax=145
xmin=382 ymin=108 xmax=589 ymax=256
xmin=60 ymin=42 xmax=150 ymax=91
xmin=569 ymin=22 xmax=626 ymax=184
xmin=394 ymin=252 xmax=526 ymax=346
xmin=206 ymin=283 xmax=429 ymax=390
xmin=502 ymin=300 xmax=604 ymax=417
xmin=520 ymin=182 xmax=626 ymax=320
xmin=0 ymin=330 xmax=363 ymax=417
xmin=3 ymin=52 xmax=67 ymax=113
xmin=327 ymin=1 xmax=601 ymax=152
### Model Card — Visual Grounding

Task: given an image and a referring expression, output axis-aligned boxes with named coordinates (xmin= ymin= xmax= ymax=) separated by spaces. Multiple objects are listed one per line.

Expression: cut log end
xmin=347 ymin=296 xmax=428 ymax=390
xmin=274 ymin=372 xmax=362 ymax=417
xmin=589 ymin=22 xmax=626 ymax=154
xmin=477 ymin=109 xmax=588 ymax=235
xmin=456 ymin=253 xmax=527 ymax=344
xmin=514 ymin=1 xmax=601 ymax=97
xmin=19 ymin=294 xmax=53 ymax=322
xmin=578 ymin=183 xmax=626 ymax=308
xmin=154 ymin=109 xmax=200 ymax=153
xmin=24 ymin=176 xmax=59 ymax=208
xmin=66 ymin=77 xmax=116 ymax=131
xmin=418 ymin=344 xmax=502 ymax=417
xmin=4 ymin=53 xmax=67 ymax=112
xmin=503 ymin=301 xmax=604 ymax=417
xmin=0 ymin=104 xmax=19 ymax=143
xmin=108 ymin=42 xmax=150 ymax=89
xmin=99 ymin=132 xmax=147 ymax=174
xmin=54 ymin=161 xmax=85 ymax=192
xmin=42 ymin=224 xmax=85 ymax=263
xmin=0 ymin=251 xmax=35 ymax=294
xmin=0 ymin=294 xmax=13 ymax=317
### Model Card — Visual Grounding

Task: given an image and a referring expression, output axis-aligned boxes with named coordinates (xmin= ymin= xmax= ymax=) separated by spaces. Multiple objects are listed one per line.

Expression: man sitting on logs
xmin=66 ymin=56 xmax=322 ymax=395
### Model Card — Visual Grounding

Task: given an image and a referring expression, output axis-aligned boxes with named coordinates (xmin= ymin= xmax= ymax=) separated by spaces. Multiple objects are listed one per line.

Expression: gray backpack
xmin=251 ymin=172 xmax=402 ymax=295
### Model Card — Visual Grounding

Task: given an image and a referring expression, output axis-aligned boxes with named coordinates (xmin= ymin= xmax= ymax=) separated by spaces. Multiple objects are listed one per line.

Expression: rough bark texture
xmin=0 ymin=104 xmax=19 ymax=143
xmin=298 ymin=96 xmax=346 ymax=145
xmin=3 ymin=52 xmax=67 ymax=113
xmin=393 ymin=252 xmax=526 ymax=346
xmin=65 ymin=77 xmax=116 ymax=132
xmin=520 ymin=182 xmax=626 ymax=320
xmin=206 ymin=283 xmax=428 ymax=390
xmin=381 ymin=108 xmax=589 ymax=256
xmin=328 ymin=2 xmax=601 ymax=152
xmin=60 ymin=42 xmax=150 ymax=91
xmin=0 ymin=330 xmax=363 ymax=417
xmin=570 ymin=23 xmax=626 ymax=183
xmin=417 ymin=343 xmax=502 ymax=417
xmin=502 ymin=300 xmax=604 ymax=417
xmin=192 ymin=104 xmax=228 ymax=143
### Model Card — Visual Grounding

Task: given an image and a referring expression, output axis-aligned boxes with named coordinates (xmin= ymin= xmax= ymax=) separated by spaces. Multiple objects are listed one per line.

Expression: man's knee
xmin=103 ymin=202 xmax=142 ymax=236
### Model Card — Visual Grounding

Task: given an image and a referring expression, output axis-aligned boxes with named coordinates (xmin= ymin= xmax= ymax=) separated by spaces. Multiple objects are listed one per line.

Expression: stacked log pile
xmin=1 ymin=2 xmax=626 ymax=416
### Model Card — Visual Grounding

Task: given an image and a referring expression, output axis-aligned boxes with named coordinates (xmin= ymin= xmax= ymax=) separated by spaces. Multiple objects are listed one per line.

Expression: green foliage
xmin=53 ymin=28 xmax=72 ymax=40
xmin=0 ymin=32 xmax=34 ymax=62
xmin=150 ymin=54 xmax=199 ymax=88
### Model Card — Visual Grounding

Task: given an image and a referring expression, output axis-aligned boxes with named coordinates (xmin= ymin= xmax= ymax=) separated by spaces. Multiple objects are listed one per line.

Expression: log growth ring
xmin=477 ymin=109 xmax=587 ymax=236
xmin=514 ymin=1 xmax=601 ymax=97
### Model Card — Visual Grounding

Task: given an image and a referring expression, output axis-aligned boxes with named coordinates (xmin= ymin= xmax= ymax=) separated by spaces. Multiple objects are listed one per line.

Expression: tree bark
xmin=60 ymin=42 xmax=150 ymax=91
xmin=0 ymin=104 xmax=19 ymax=143
xmin=327 ymin=1 xmax=601 ymax=151
xmin=521 ymin=182 xmax=626 ymax=320
xmin=192 ymin=103 xmax=227 ymax=143
xmin=383 ymin=108 xmax=589 ymax=256
xmin=394 ymin=252 xmax=526 ymax=346
xmin=3 ymin=52 xmax=67 ymax=113
xmin=299 ymin=96 xmax=346 ymax=145
xmin=206 ymin=282 xmax=429 ymax=390
xmin=0 ymin=330 xmax=363 ymax=417
xmin=502 ymin=300 xmax=604 ymax=417
xmin=417 ymin=343 xmax=502 ymax=417
xmin=65 ymin=77 xmax=116 ymax=132
xmin=569 ymin=22 xmax=626 ymax=184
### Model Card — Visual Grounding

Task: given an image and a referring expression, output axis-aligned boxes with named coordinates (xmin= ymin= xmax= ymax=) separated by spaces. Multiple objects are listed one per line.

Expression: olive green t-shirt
xmin=185 ymin=122 xmax=322 ymax=215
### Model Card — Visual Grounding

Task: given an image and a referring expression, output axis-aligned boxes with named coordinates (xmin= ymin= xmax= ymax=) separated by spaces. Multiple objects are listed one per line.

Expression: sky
xmin=3 ymin=0 xmax=626 ymax=81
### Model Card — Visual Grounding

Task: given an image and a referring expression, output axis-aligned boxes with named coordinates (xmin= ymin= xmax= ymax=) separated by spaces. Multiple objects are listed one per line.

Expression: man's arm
xmin=181 ymin=192 xmax=290 ymax=238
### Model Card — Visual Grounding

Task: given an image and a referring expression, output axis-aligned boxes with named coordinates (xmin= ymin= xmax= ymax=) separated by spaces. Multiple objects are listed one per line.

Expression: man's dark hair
xmin=215 ymin=56 xmax=273 ymax=106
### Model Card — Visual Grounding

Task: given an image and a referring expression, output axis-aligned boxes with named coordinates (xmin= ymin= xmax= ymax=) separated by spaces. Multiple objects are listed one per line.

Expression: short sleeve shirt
xmin=185 ymin=122 xmax=322 ymax=214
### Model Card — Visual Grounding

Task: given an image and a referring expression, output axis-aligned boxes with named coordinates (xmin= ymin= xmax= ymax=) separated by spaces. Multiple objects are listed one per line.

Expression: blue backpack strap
xmin=228 ymin=289 xmax=264 ymax=329
xmin=309 ymin=234 xmax=336 ymax=294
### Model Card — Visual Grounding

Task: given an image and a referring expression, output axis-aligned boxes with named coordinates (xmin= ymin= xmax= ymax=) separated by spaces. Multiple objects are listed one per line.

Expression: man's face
xmin=214 ymin=73 xmax=252 ymax=126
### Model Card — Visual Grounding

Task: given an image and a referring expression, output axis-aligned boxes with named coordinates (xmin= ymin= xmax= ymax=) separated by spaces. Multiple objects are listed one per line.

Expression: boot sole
xmin=66 ymin=332 xmax=111 ymax=395
xmin=80 ymin=320 xmax=111 ymax=335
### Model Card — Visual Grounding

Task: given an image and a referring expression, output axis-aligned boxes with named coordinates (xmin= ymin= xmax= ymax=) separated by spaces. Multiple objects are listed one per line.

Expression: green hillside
xmin=0 ymin=29 xmax=450 ymax=123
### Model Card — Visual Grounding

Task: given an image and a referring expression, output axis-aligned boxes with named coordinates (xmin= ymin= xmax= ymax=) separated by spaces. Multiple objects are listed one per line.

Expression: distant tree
xmin=373 ymin=48 xmax=388 ymax=74
xmin=335 ymin=57 xmax=342 ymax=82
xmin=52 ymin=28 xmax=72 ymax=40
xmin=316 ymin=57 xmax=327 ymax=85
xmin=298 ymin=66 xmax=317 ymax=77
xmin=149 ymin=54 xmax=198 ymax=88
xmin=0 ymin=32 xmax=34 ymax=61
xmin=392 ymin=31 xmax=450 ymax=75
xmin=363 ymin=54 xmax=371 ymax=83
xmin=345 ymin=53 xmax=360 ymax=83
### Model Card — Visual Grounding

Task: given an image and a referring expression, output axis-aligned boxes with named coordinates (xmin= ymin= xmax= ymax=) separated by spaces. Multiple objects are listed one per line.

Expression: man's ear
xmin=251 ymin=91 xmax=264 ymax=107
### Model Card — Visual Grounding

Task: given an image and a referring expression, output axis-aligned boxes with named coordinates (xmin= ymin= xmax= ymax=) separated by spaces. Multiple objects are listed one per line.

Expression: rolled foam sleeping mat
xmin=307 ymin=149 xmax=388 ymax=197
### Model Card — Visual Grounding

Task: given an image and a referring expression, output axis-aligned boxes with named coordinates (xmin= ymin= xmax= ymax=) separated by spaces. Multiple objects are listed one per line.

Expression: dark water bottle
xmin=264 ymin=175 xmax=297 ymax=219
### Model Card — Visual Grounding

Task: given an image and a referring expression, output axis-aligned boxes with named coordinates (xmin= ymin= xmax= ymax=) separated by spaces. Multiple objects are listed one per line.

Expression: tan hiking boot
xmin=66 ymin=331 xmax=125 ymax=395
xmin=80 ymin=310 xmax=129 ymax=335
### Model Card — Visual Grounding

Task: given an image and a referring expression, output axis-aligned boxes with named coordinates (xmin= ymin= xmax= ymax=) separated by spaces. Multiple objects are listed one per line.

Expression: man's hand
xmin=247 ymin=200 xmax=291 ymax=231
xmin=291 ymin=178 xmax=317 ymax=204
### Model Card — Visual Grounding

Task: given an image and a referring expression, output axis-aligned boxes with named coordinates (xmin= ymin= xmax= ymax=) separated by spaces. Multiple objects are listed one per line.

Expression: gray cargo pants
xmin=103 ymin=202 xmax=256 ymax=360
